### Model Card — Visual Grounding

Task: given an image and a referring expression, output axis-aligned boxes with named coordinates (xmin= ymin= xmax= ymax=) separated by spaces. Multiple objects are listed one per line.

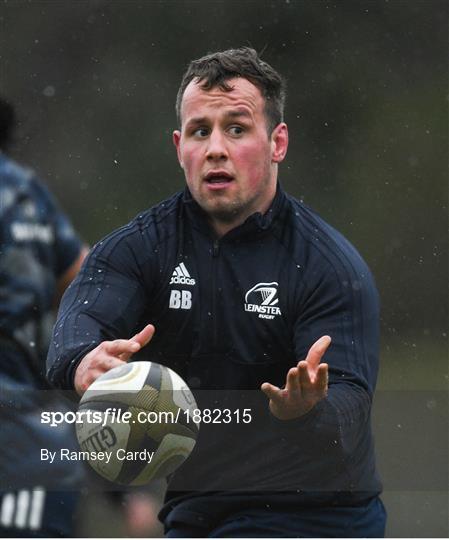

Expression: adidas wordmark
xmin=170 ymin=262 xmax=196 ymax=286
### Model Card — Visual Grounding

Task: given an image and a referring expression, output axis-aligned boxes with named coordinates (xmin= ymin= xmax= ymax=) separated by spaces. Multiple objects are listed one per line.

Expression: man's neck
xmin=209 ymin=192 xmax=277 ymax=238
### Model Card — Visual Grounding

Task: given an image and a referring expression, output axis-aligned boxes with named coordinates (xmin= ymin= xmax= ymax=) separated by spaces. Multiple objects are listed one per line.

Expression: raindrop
xmin=43 ymin=85 xmax=55 ymax=97
xmin=426 ymin=399 xmax=436 ymax=410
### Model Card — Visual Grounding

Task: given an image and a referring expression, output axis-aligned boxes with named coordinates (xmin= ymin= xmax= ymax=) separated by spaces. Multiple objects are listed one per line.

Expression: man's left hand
xmin=261 ymin=336 xmax=331 ymax=420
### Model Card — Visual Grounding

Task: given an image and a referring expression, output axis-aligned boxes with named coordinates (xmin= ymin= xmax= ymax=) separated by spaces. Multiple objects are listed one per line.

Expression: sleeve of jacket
xmin=272 ymin=236 xmax=380 ymax=463
xmin=31 ymin=176 xmax=84 ymax=277
xmin=46 ymin=220 xmax=156 ymax=390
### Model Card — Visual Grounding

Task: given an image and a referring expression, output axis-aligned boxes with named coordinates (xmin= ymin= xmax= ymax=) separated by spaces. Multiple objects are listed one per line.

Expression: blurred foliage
xmin=0 ymin=0 xmax=447 ymax=341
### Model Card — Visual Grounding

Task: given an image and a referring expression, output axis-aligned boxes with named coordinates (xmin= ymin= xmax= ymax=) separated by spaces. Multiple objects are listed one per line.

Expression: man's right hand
xmin=74 ymin=324 xmax=155 ymax=396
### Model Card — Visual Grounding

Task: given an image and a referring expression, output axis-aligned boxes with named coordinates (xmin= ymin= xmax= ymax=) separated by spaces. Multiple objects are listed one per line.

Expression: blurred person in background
xmin=47 ymin=48 xmax=386 ymax=537
xmin=0 ymin=96 xmax=88 ymax=536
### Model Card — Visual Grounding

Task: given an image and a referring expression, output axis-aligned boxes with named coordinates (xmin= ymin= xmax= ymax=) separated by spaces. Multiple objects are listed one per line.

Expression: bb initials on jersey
xmin=169 ymin=289 xmax=192 ymax=310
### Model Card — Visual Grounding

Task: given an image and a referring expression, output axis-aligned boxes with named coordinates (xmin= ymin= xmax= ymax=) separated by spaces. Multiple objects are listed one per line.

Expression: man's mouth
xmin=204 ymin=171 xmax=234 ymax=185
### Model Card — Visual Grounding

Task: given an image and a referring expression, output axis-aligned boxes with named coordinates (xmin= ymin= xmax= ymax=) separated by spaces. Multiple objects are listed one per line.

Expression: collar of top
xmin=182 ymin=182 xmax=287 ymax=241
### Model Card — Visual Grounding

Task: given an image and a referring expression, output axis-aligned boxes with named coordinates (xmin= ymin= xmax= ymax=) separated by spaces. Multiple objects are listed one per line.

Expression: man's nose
xmin=205 ymin=130 xmax=228 ymax=161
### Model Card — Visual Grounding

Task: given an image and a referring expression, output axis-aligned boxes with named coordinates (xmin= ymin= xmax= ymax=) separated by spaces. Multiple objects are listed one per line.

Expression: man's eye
xmin=193 ymin=127 xmax=209 ymax=137
xmin=229 ymin=126 xmax=244 ymax=136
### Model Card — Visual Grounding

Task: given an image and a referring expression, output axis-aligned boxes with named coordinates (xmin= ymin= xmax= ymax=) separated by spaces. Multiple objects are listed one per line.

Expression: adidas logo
xmin=170 ymin=262 xmax=196 ymax=286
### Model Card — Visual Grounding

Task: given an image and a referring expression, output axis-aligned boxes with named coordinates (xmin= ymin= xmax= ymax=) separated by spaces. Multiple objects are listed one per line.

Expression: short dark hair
xmin=0 ymin=97 xmax=16 ymax=151
xmin=176 ymin=47 xmax=286 ymax=134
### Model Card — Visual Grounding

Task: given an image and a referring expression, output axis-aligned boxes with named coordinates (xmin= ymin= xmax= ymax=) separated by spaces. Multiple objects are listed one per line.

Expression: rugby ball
xmin=76 ymin=361 xmax=199 ymax=485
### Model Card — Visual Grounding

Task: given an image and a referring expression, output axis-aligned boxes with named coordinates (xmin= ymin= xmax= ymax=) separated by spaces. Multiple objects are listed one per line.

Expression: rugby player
xmin=0 ymin=96 xmax=87 ymax=536
xmin=47 ymin=48 xmax=386 ymax=537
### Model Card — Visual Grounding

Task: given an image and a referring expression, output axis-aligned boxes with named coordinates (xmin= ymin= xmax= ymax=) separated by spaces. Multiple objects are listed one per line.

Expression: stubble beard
xmin=198 ymin=175 xmax=273 ymax=227
xmin=204 ymin=195 xmax=249 ymax=224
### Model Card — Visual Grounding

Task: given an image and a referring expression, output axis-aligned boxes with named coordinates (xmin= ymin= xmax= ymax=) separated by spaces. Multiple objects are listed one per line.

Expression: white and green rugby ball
xmin=76 ymin=361 xmax=199 ymax=485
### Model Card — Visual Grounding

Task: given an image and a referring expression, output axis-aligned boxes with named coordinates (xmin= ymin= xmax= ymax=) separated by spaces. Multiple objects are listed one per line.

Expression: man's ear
xmin=271 ymin=123 xmax=289 ymax=163
xmin=173 ymin=130 xmax=183 ymax=168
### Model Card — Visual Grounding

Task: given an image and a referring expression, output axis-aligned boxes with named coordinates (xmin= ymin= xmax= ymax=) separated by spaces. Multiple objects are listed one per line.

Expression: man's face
xmin=173 ymin=77 xmax=288 ymax=234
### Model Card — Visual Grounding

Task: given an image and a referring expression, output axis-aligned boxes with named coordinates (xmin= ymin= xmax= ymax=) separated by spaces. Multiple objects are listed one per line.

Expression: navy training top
xmin=0 ymin=153 xmax=85 ymax=490
xmin=47 ymin=184 xmax=382 ymax=516
xmin=0 ymin=153 xmax=83 ymax=384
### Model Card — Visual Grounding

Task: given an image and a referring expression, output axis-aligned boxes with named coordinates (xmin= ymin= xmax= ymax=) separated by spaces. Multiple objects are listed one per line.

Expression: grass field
xmin=375 ymin=337 xmax=448 ymax=537
xmin=377 ymin=337 xmax=448 ymax=391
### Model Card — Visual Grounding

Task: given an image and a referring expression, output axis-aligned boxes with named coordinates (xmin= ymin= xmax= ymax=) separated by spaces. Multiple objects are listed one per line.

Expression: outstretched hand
xmin=74 ymin=324 xmax=155 ymax=396
xmin=261 ymin=335 xmax=331 ymax=420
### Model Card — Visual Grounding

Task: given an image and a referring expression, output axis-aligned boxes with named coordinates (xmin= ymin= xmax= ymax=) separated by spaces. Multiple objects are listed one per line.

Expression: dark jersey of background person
xmin=47 ymin=183 xmax=383 ymax=532
xmin=0 ymin=152 xmax=84 ymax=533
xmin=0 ymin=154 xmax=82 ymax=381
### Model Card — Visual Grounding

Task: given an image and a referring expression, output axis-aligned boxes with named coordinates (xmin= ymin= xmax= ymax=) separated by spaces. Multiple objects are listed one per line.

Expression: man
xmin=47 ymin=48 xmax=386 ymax=537
xmin=0 ymin=96 xmax=88 ymax=536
